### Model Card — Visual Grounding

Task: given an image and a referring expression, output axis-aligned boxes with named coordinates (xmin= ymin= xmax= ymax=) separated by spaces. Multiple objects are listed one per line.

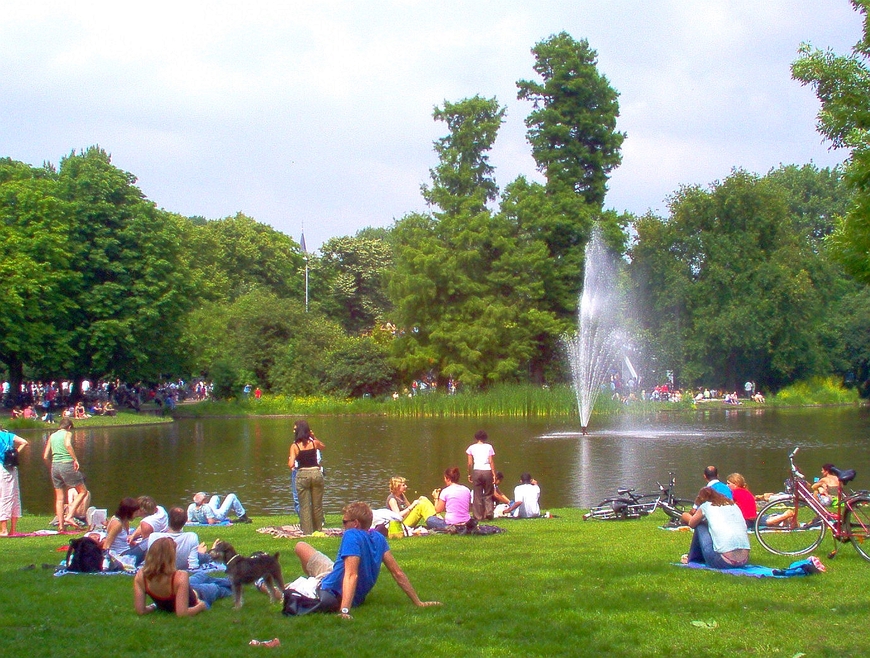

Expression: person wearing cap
xmin=187 ymin=491 xmax=251 ymax=524
xmin=504 ymin=473 xmax=541 ymax=518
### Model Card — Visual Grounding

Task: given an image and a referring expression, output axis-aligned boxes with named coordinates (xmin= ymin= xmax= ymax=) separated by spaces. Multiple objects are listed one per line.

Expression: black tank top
xmin=296 ymin=443 xmax=319 ymax=468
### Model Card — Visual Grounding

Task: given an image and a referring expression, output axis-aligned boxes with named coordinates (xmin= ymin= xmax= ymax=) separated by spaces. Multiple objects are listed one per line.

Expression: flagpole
xmin=301 ymin=227 xmax=309 ymax=313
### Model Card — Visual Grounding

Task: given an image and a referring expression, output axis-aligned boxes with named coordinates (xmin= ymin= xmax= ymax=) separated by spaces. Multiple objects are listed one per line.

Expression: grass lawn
xmin=0 ymin=509 xmax=862 ymax=657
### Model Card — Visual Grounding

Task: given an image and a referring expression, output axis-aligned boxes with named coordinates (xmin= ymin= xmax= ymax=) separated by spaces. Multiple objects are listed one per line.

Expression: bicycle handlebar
xmin=789 ymin=447 xmax=805 ymax=480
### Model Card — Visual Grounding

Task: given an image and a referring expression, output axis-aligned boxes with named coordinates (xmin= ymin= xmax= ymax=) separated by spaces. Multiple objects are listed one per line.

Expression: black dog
xmin=208 ymin=539 xmax=284 ymax=609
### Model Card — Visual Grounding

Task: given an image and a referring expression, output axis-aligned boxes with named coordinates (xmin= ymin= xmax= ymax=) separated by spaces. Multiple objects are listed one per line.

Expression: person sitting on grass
xmin=147 ymin=506 xmax=212 ymax=571
xmin=292 ymin=501 xmax=441 ymax=618
xmin=385 ymin=476 xmax=438 ymax=529
xmin=680 ymin=488 xmax=750 ymax=568
xmin=504 ymin=473 xmax=541 ymax=518
xmin=187 ymin=491 xmax=251 ymax=524
xmin=134 ymin=537 xmax=231 ymax=617
xmin=101 ymin=497 xmax=140 ymax=554
xmin=126 ymin=496 xmax=168 ymax=564
xmin=811 ymin=463 xmax=840 ymax=507
xmin=427 ymin=467 xmax=471 ymax=531
xmin=726 ymin=473 xmax=758 ymax=530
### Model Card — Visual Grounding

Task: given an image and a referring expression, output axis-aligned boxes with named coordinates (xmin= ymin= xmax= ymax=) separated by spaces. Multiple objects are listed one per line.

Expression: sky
xmin=0 ymin=1 xmax=862 ymax=251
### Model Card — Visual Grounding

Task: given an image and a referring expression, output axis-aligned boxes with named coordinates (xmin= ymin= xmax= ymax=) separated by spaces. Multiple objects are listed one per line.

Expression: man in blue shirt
xmin=293 ymin=501 xmax=440 ymax=619
xmin=703 ymin=466 xmax=734 ymax=500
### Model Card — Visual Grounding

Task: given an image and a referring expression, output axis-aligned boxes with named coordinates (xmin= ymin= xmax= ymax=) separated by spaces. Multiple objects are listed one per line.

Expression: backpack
xmin=65 ymin=536 xmax=103 ymax=572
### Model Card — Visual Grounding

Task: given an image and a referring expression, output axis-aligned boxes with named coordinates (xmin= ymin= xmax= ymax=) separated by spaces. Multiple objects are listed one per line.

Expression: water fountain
xmin=564 ymin=226 xmax=626 ymax=433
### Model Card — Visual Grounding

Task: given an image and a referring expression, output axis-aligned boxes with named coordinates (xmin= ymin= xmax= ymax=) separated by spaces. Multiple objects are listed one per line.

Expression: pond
xmin=13 ymin=406 xmax=870 ymax=517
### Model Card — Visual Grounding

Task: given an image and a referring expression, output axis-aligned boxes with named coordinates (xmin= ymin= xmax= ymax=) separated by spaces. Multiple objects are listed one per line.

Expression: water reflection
xmin=13 ymin=407 xmax=870 ymax=517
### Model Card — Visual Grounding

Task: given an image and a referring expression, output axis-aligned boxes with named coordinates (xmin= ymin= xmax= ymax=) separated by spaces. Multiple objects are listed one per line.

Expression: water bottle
xmin=102 ymin=553 xmax=110 ymax=571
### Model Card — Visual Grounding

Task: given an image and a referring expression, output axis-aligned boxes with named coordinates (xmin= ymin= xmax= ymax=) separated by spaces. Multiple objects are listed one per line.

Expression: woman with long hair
xmin=681 ymin=488 xmax=750 ymax=568
xmin=133 ymin=537 xmax=231 ymax=616
xmin=288 ymin=419 xmax=326 ymax=535
xmin=102 ymin=497 xmax=140 ymax=553
xmin=386 ymin=476 xmax=438 ymax=528
xmin=0 ymin=426 xmax=28 ymax=536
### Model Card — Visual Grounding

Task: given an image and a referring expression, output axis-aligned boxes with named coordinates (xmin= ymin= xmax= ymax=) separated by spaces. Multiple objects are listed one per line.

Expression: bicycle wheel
xmin=583 ymin=505 xmax=618 ymax=521
xmin=754 ymin=499 xmax=826 ymax=556
xmin=660 ymin=498 xmax=694 ymax=521
xmin=844 ymin=496 xmax=870 ymax=561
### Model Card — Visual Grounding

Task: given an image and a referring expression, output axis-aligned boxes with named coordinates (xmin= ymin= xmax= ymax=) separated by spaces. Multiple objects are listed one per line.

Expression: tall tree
xmin=56 ymin=147 xmax=194 ymax=383
xmin=514 ymin=33 xmax=628 ymax=327
xmin=310 ymin=233 xmax=393 ymax=334
xmin=629 ymin=168 xmax=844 ymax=392
xmin=390 ymin=97 xmax=558 ymax=387
xmin=0 ymin=158 xmax=76 ymax=395
xmin=792 ymin=0 xmax=870 ymax=283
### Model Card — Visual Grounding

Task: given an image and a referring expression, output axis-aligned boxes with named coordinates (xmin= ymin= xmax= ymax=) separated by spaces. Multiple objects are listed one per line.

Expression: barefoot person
xmin=0 ymin=426 xmax=29 ymax=536
xmin=42 ymin=418 xmax=89 ymax=532
xmin=292 ymin=501 xmax=441 ymax=618
xmin=680 ymin=488 xmax=750 ymax=568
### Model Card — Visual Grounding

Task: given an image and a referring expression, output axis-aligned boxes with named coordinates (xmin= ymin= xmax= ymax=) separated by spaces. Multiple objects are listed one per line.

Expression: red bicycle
xmin=754 ymin=447 xmax=870 ymax=560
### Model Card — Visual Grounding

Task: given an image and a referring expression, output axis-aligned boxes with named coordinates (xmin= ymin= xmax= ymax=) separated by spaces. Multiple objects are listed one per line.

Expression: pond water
xmin=13 ymin=407 xmax=870 ymax=517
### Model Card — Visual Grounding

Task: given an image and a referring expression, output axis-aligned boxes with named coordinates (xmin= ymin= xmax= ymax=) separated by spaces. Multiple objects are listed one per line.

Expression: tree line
xmin=3 ymin=15 xmax=870 ymax=400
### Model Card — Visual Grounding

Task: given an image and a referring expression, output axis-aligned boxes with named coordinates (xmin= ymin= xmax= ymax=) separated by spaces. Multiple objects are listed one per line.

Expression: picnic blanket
xmin=4 ymin=530 xmax=83 ymax=537
xmin=185 ymin=520 xmax=231 ymax=527
xmin=675 ymin=557 xmax=825 ymax=578
xmin=257 ymin=525 xmax=344 ymax=539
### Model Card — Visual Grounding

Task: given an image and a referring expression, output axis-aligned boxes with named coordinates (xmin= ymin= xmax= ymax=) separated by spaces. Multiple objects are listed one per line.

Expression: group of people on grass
xmin=678 ymin=462 xmax=841 ymax=569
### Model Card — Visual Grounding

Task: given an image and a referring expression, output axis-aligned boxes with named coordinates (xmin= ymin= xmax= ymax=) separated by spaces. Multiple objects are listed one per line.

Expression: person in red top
xmin=726 ymin=473 xmax=758 ymax=530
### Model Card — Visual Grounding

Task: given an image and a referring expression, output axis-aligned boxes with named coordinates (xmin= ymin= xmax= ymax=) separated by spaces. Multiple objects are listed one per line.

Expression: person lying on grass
xmin=134 ymin=537 xmax=232 ymax=616
xmin=680 ymin=487 xmax=750 ymax=568
xmin=293 ymin=501 xmax=441 ymax=619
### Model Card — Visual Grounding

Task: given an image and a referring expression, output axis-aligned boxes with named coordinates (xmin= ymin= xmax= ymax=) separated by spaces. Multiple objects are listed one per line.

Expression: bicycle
xmin=754 ymin=447 xmax=870 ymax=561
xmin=583 ymin=474 xmax=693 ymax=521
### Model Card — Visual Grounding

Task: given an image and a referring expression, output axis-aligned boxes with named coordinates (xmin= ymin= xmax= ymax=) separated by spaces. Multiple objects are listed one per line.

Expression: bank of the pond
xmin=3 ymin=410 xmax=173 ymax=433
xmin=172 ymin=382 xmax=862 ymax=419
xmin=0 ymin=510 xmax=861 ymax=657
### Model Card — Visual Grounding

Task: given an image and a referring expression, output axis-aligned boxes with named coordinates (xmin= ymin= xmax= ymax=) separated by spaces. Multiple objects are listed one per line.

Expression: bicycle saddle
xmin=831 ymin=467 xmax=856 ymax=484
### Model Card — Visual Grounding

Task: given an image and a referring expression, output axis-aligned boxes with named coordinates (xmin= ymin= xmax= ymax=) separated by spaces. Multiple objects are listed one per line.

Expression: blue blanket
xmin=675 ymin=557 xmax=824 ymax=578
xmin=185 ymin=520 xmax=231 ymax=526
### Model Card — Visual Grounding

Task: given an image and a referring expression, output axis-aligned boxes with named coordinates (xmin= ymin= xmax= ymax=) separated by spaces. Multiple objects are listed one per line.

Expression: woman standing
xmin=43 ymin=418 xmax=89 ymax=532
xmin=288 ymin=420 xmax=325 ymax=535
xmin=466 ymin=430 xmax=497 ymax=520
xmin=0 ymin=426 xmax=29 ymax=536
xmin=134 ymin=538 xmax=231 ymax=616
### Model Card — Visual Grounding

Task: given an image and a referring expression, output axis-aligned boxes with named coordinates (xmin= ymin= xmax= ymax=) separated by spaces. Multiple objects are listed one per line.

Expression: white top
xmin=140 ymin=506 xmax=169 ymax=534
xmin=700 ymin=502 xmax=750 ymax=553
xmin=147 ymin=530 xmax=201 ymax=570
xmin=512 ymin=483 xmax=541 ymax=518
xmin=466 ymin=442 xmax=495 ymax=471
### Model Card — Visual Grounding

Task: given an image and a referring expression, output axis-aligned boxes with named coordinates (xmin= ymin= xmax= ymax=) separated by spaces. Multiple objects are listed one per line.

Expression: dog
xmin=208 ymin=539 xmax=284 ymax=609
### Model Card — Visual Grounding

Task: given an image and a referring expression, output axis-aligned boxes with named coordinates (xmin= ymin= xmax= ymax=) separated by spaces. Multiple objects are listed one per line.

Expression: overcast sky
xmin=0 ymin=1 xmax=861 ymax=251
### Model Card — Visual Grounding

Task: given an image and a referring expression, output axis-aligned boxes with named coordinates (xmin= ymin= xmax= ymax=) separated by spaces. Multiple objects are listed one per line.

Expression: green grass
xmin=2 ymin=411 xmax=172 ymax=432
xmin=0 ymin=510 xmax=864 ymax=657
xmin=771 ymin=376 xmax=862 ymax=407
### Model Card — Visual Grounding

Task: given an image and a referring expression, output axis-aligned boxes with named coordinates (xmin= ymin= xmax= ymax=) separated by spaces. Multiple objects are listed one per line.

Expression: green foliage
xmin=310 ymin=233 xmax=394 ymax=334
xmin=629 ymin=167 xmax=847 ymax=392
xmin=184 ymin=212 xmax=304 ymax=302
xmin=792 ymin=1 xmax=870 ymax=283
xmin=517 ymin=32 xmax=625 ymax=206
xmin=771 ymin=376 xmax=861 ymax=406
xmin=322 ymin=336 xmax=398 ymax=398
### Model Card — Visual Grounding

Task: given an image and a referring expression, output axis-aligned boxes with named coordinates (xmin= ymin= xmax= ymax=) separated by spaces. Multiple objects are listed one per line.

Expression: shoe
xmin=680 ymin=554 xmax=689 ymax=564
xmin=236 ymin=513 xmax=252 ymax=524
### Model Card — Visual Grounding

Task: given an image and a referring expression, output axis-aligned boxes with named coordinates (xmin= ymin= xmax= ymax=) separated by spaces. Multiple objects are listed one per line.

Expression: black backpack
xmin=65 ymin=536 xmax=103 ymax=572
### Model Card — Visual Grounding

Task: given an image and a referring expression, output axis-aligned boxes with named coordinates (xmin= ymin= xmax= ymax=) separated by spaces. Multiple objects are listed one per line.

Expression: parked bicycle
xmin=583 ymin=474 xmax=693 ymax=522
xmin=754 ymin=447 xmax=870 ymax=560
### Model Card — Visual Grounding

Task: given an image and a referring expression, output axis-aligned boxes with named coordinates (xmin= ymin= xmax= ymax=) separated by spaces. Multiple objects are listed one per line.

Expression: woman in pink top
xmin=428 ymin=467 xmax=471 ymax=530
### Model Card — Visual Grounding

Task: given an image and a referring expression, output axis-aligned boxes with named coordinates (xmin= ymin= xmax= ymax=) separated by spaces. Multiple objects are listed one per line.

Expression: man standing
xmin=292 ymin=501 xmax=440 ymax=618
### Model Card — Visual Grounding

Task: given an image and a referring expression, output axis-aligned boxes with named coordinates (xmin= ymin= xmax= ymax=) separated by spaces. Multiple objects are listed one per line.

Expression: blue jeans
xmin=688 ymin=523 xmax=735 ymax=569
xmin=210 ymin=494 xmax=245 ymax=520
xmin=292 ymin=469 xmax=300 ymax=516
xmin=189 ymin=571 xmax=232 ymax=608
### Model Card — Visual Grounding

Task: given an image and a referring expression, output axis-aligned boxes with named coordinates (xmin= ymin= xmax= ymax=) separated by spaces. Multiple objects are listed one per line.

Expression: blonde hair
xmin=726 ymin=473 xmax=747 ymax=489
xmin=142 ymin=537 xmax=177 ymax=580
xmin=389 ymin=476 xmax=407 ymax=495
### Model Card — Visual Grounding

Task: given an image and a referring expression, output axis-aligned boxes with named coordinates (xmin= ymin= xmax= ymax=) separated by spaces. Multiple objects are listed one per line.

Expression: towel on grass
xmin=5 ymin=530 xmax=82 ymax=537
xmin=257 ymin=525 xmax=344 ymax=539
xmin=675 ymin=557 xmax=825 ymax=578
xmin=185 ymin=520 xmax=231 ymax=526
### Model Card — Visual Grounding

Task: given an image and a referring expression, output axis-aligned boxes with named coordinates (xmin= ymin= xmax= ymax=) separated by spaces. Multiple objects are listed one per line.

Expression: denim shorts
xmin=51 ymin=461 xmax=85 ymax=489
